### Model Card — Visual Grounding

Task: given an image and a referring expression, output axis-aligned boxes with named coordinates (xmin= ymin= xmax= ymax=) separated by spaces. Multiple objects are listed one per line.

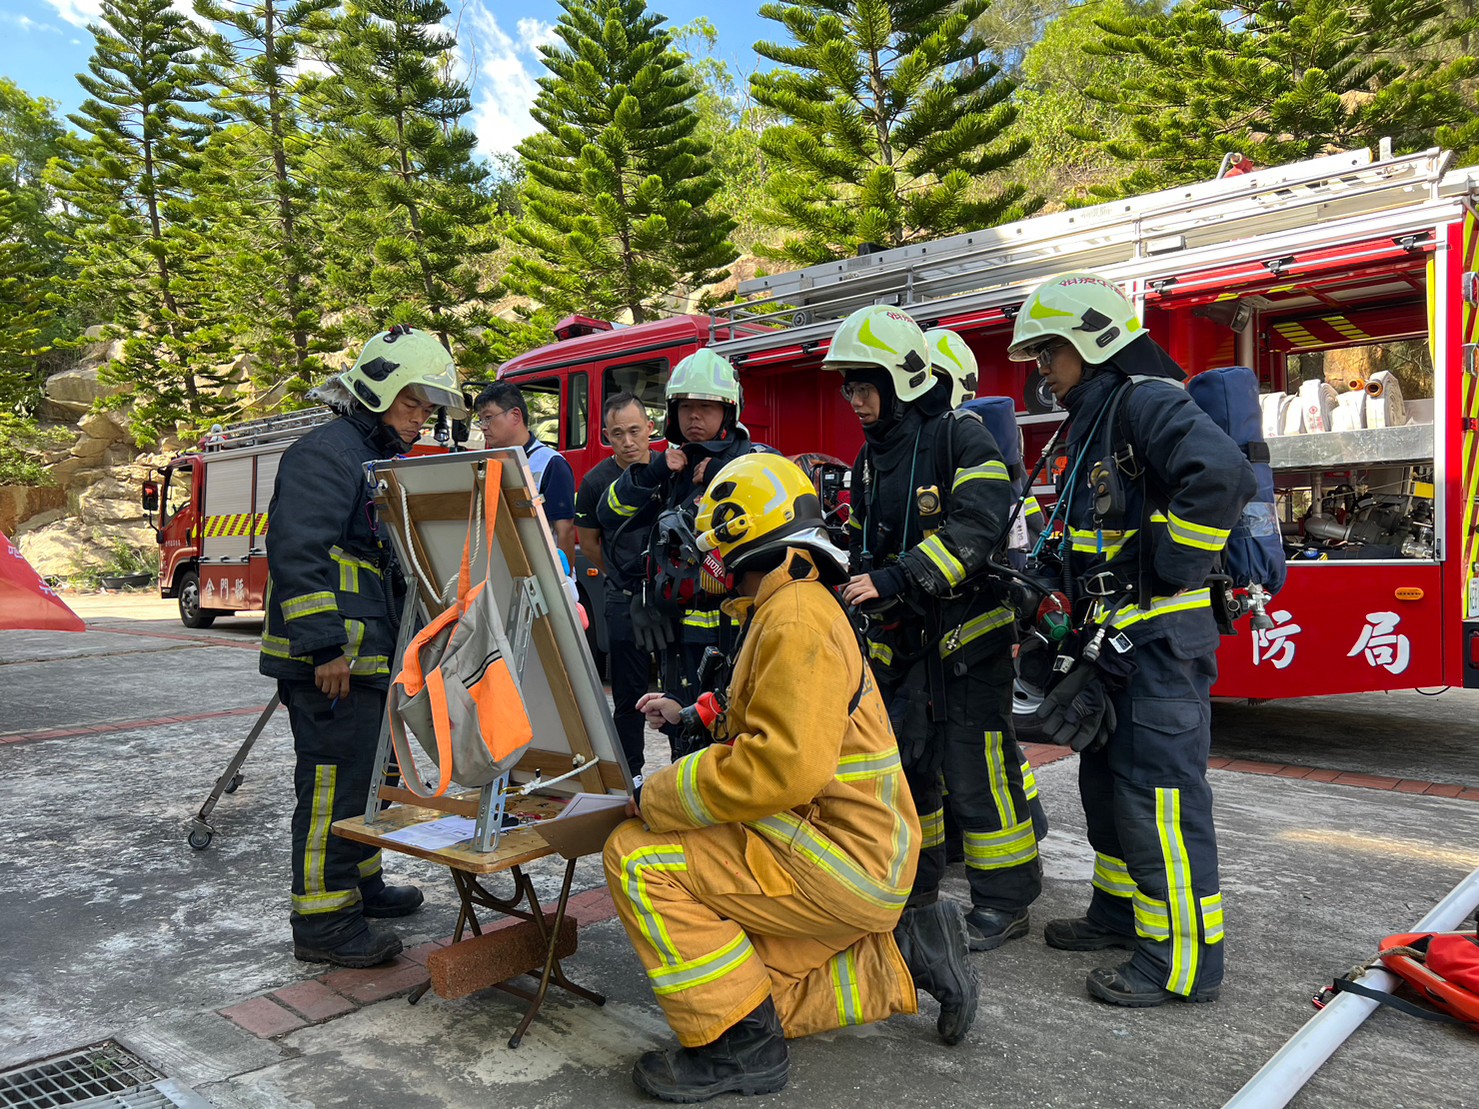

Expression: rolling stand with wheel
xmin=186 ymin=694 xmax=281 ymax=849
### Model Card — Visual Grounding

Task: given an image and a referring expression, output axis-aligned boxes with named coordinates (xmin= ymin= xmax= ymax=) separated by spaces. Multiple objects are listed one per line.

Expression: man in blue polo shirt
xmin=475 ymin=381 xmax=576 ymax=566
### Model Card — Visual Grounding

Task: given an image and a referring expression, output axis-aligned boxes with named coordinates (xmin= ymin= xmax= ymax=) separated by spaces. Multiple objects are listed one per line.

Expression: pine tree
xmin=750 ymin=0 xmax=1034 ymax=267
xmin=508 ymin=0 xmax=736 ymax=324
xmin=0 ymin=81 xmax=73 ymax=408
xmin=318 ymin=0 xmax=498 ymax=356
xmin=194 ymin=0 xmax=342 ymax=402
xmin=54 ymin=0 xmax=227 ymax=444
xmin=0 ymin=188 xmax=57 ymax=411
xmin=1086 ymin=0 xmax=1479 ymax=194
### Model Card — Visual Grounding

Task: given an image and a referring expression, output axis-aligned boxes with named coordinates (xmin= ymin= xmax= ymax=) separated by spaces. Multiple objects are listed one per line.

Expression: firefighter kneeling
xmin=604 ymin=454 xmax=978 ymax=1103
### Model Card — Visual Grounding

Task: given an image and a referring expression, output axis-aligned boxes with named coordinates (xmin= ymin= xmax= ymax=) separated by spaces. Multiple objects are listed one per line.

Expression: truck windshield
xmin=164 ymin=465 xmax=193 ymax=522
xmin=604 ymin=359 xmax=669 ymax=429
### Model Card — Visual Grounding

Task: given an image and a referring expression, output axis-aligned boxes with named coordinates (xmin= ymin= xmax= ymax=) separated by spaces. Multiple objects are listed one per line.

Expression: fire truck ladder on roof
xmin=710 ymin=145 xmax=1471 ymax=361
xmin=200 ymin=406 xmax=336 ymax=453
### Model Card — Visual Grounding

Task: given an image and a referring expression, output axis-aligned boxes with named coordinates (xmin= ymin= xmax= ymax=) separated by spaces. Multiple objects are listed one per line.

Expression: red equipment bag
xmin=1320 ymin=931 xmax=1479 ymax=1027
xmin=1377 ymin=931 xmax=1479 ymax=1025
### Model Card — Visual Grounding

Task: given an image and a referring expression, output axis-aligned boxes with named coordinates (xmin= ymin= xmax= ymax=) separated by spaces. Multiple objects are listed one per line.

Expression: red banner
xmin=1 ymin=530 xmax=84 ymax=632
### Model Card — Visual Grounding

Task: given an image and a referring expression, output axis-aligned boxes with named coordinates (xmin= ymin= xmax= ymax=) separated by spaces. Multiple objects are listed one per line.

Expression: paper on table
xmin=556 ymin=792 xmax=630 ymax=820
xmin=380 ymin=815 xmax=478 ymax=851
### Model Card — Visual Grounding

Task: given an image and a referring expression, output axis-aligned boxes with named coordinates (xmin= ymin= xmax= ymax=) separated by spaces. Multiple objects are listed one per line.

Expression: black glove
xmin=630 ymin=594 xmax=675 ymax=654
xmin=889 ymin=676 xmax=940 ymax=776
xmin=1034 ymin=663 xmax=1117 ymax=753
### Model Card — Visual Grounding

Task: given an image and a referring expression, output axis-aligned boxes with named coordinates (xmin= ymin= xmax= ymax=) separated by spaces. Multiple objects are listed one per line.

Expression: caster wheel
xmin=188 ymin=825 xmax=214 ymax=850
xmin=224 ymin=773 xmax=243 ymax=794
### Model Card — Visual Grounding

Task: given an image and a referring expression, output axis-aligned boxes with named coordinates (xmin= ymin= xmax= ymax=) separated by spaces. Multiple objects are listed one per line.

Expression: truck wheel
xmin=178 ymin=569 xmax=217 ymax=629
xmin=1024 ymin=374 xmax=1060 ymax=415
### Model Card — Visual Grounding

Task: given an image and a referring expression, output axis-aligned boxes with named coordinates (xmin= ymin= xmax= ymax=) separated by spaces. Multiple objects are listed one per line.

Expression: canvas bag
xmin=388 ymin=460 xmax=534 ymax=796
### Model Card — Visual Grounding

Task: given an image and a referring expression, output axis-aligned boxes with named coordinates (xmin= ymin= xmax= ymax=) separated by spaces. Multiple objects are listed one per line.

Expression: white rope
xmin=398 ymin=474 xmax=484 ymax=608
xmin=399 ymin=482 xmax=440 ymax=601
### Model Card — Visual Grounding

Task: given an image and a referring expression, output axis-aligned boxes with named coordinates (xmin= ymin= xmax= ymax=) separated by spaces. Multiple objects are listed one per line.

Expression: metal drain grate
xmin=0 ymin=1041 xmax=162 ymax=1108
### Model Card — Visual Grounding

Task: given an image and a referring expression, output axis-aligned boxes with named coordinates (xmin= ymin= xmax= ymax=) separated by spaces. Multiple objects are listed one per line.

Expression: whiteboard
xmin=369 ymin=448 xmax=630 ymax=798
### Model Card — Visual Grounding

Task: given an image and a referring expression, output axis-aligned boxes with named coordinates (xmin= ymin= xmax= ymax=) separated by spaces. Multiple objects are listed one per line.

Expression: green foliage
xmin=1085 ymin=0 xmax=1479 ymax=193
xmin=0 ymin=413 xmax=69 ymax=486
xmin=0 ymin=189 xmax=59 ymax=411
xmin=750 ymin=0 xmax=1037 ymax=267
xmin=507 ymin=0 xmax=737 ymax=324
xmin=1009 ymin=0 xmax=1159 ymax=204
xmin=318 ymin=0 xmax=500 ymax=363
xmin=193 ymin=0 xmax=344 ymax=402
xmin=52 ymin=0 xmax=230 ymax=446
xmin=70 ymin=538 xmax=158 ymax=589
xmin=672 ymin=18 xmax=772 ymax=251
xmin=0 ymin=81 xmax=77 ymax=409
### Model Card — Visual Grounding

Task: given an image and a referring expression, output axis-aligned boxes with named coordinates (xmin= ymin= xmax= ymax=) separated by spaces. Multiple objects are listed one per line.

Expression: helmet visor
xmin=407 ymin=382 xmax=468 ymax=419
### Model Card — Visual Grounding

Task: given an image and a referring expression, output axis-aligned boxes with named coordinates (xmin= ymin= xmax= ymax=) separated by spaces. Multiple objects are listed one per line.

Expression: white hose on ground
xmin=1222 ymin=864 xmax=1479 ymax=1109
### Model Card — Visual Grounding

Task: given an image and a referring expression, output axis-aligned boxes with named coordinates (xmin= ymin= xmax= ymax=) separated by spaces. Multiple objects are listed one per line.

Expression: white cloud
xmin=0 ymin=12 xmax=62 ymax=32
xmin=516 ymin=17 xmax=557 ymax=52
xmin=43 ymin=0 xmax=209 ymax=33
xmin=38 ymin=0 xmax=101 ymax=29
xmin=447 ymin=0 xmax=548 ymax=158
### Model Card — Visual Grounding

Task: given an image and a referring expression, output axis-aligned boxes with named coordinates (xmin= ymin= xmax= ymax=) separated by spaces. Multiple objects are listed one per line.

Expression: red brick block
xmin=402 ymin=940 xmax=450 ymax=967
xmin=336 ymin=958 xmax=430 ymax=1005
xmin=1423 ymin=783 xmax=1463 ymax=798
xmin=272 ymin=979 xmax=357 ymax=1022
xmin=1224 ymin=760 xmax=1283 ymax=775
xmin=1274 ymin=766 xmax=1313 ymax=779
xmin=568 ymin=887 xmax=618 ymax=925
xmin=219 ymin=997 xmax=307 ymax=1038
xmin=1332 ymin=772 xmax=1402 ymax=791
xmin=1206 ymin=756 xmax=1231 ymax=769
xmin=1393 ymin=779 xmax=1431 ymax=794
xmin=1303 ymin=768 xmax=1341 ymax=782
xmin=1458 ymin=788 xmax=1479 ymax=803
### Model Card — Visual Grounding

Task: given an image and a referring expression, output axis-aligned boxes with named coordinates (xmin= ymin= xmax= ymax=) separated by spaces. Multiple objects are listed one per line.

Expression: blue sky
xmin=0 ymin=0 xmax=774 ymax=160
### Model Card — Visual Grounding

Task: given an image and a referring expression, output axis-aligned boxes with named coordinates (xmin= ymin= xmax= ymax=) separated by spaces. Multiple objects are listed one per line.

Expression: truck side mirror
xmin=142 ymin=480 xmax=159 ymax=512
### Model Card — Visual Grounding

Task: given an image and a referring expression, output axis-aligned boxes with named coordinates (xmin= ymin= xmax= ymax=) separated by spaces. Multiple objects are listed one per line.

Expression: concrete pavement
xmin=2 ymin=594 xmax=1476 ymax=1108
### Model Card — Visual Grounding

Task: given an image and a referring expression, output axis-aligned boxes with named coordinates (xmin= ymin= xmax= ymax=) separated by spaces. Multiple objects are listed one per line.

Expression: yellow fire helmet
xmin=1007 ymin=271 xmax=1143 ymax=365
xmin=695 ymin=454 xmax=847 ymax=582
xmin=339 ymin=325 xmax=468 ymax=418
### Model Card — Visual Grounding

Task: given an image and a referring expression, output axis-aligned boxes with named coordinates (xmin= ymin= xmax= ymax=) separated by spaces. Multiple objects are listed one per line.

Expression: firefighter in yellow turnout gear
xmin=605 ymin=455 xmax=978 ymax=1102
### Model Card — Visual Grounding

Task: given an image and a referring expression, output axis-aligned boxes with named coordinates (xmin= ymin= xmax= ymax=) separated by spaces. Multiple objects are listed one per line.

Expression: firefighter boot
xmin=361 ymin=883 xmax=425 ymax=918
xmin=1086 ymin=960 xmax=1221 ymax=1007
xmin=631 ymin=997 xmax=790 ymax=1102
xmin=292 ymin=911 xmax=403 ymax=969
xmin=1043 ymin=916 xmax=1135 ymax=952
xmin=964 ymin=907 xmax=1030 ymax=952
xmin=894 ymin=902 xmax=979 ymax=1045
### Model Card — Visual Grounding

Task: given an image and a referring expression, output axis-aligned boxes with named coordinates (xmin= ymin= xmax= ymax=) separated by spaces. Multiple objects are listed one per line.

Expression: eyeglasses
xmin=840 ymin=382 xmax=878 ymax=401
xmin=477 ymin=407 xmax=508 ymax=428
xmin=1033 ymin=342 xmax=1068 ymax=371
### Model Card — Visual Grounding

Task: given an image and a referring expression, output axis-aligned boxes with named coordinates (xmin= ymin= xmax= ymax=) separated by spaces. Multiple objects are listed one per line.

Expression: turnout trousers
xmin=280 ymin=679 xmax=387 ymax=944
xmin=604 ymin=592 xmax=652 ymax=780
xmin=888 ymin=649 xmax=1042 ymax=914
xmin=604 ymin=818 xmax=917 ymax=1047
xmin=1077 ymin=635 xmax=1225 ymax=996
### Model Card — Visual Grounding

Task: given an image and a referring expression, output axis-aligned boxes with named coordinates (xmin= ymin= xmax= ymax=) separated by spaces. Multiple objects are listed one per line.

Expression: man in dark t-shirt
xmin=574 ymin=392 xmax=660 ymax=780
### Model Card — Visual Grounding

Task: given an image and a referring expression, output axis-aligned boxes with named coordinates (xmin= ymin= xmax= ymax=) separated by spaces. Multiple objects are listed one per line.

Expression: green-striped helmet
xmin=1008 ymin=272 xmax=1143 ymax=364
xmin=665 ymin=349 xmax=742 ymax=441
xmin=340 ymin=326 xmax=468 ymax=417
xmin=822 ymin=305 xmax=933 ymax=402
xmin=923 ymin=328 xmax=979 ymax=408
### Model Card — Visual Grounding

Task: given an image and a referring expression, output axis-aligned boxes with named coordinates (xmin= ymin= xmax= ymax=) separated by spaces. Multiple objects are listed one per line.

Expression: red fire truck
xmin=499 ymin=142 xmax=1479 ymax=697
xmin=143 ymin=409 xmax=337 ymax=627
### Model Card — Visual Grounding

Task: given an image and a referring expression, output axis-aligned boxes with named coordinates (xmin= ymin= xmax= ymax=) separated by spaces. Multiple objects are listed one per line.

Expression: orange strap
xmin=387 ymin=685 xmax=453 ymax=798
